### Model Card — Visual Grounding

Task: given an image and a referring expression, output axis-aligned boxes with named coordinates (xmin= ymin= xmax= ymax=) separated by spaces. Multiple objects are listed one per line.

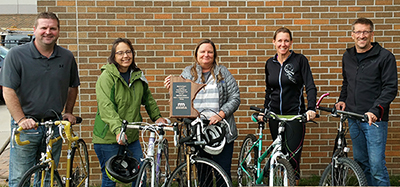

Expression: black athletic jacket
xmin=264 ymin=51 xmax=317 ymax=115
xmin=338 ymin=42 xmax=398 ymax=121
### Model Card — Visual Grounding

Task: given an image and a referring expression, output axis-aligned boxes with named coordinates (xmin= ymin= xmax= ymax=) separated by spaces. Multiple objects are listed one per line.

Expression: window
xmin=0 ymin=0 xmax=37 ymax=14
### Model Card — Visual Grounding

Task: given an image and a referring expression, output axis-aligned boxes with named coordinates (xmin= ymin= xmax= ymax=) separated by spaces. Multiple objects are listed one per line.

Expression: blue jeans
xmin=94 ymin=140 xmax=143 ymax=187
xmin=348 ymin=118 xmax=390 ymax=186
xmin=9 ymin=119 xmax=62 ymax=187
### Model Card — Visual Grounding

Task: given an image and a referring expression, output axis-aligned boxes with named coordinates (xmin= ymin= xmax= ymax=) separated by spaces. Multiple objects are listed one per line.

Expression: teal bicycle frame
xmin=238 ymin=107 xmax=307 ymax=186
xmin=240 ymin=121 xmax=290 ymax=185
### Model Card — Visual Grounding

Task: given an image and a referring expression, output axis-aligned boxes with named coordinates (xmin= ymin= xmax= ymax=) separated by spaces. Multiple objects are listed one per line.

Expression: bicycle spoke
xmin=70 ymin=139 xmax=89 ymax=187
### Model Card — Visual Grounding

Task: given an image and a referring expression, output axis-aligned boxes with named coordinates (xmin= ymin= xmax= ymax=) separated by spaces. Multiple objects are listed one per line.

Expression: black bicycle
xmin=316 ymin=93 xmax=368 ymax=186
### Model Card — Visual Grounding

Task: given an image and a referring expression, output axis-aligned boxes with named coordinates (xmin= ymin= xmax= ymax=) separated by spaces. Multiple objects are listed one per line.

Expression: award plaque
xmin=169 ymin=76 xmax=205 ymax=118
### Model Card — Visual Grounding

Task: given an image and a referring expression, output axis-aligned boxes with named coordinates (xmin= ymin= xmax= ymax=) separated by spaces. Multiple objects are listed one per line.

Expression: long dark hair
xmin=108 ymin=38 xmax=140 ymax=71
xmin=191 ymin=39 xmax=223 ymax=83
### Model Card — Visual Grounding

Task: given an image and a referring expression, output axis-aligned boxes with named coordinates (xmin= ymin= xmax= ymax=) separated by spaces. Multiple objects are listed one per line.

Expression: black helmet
xmin=105 ymin=154 xmax=140 ymax=183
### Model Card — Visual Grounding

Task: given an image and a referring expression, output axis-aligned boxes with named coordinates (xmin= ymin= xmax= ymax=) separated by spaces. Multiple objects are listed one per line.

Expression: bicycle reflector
xmin=105 ymin=154 xmax=140 ymax=183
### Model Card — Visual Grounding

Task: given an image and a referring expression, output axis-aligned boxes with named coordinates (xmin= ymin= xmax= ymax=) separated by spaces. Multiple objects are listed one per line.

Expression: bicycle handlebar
xmin=250 ymin=106 xmax=309 ymax=122
xmin=120 ymin=120 xmax=179 ymax=146
xmin=14 ymin=117 xmax=83 ymax=146
xmin=316 ymin=93 xmax=378 ymax=127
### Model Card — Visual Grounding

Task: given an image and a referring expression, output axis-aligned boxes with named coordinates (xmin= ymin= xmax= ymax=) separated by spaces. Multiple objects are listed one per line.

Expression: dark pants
xmin=269 ymin=119 xmax=305 ymax=180
xmin=197 ymin=141 xmax=234 ymax=187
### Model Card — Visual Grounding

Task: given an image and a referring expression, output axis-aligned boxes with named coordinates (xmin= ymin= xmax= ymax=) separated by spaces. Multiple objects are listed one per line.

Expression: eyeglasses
xmin=115 ymin=50 xmax=133 ymax=56
xmin=352 ymin=30 xmax=373 ymax=35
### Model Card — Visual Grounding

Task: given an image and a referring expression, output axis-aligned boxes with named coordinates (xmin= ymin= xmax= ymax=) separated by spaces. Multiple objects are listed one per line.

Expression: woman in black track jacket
xmin=262 ymin=27 xmax=317 ymax=184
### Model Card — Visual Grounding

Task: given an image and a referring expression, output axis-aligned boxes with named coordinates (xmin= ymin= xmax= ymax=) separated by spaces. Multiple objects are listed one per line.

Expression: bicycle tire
xmin=237 ymin=134 xmax=258 ymax=187
xmin=165 ymin=157 xmax=233 ymax=187
xmin=18 ymin=164 xmax=64 ymax=187
xmin=136 ymin=139 xmax=171 ymax=187
xmin=0 ymin=135 xmax=10 ymax=155
xmin=70 ymin=139 xmax=90 ymax=187
xmin=266 ymin=158 xmax=296 ymax=186
xmin=135 ymin=160 xmax=152 ymax=187
xmin=319 ymin=157 xmax=368 ymax=186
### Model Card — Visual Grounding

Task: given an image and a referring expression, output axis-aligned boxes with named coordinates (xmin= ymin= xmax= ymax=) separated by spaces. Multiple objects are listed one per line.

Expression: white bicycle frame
xmin=121 ymin=122 xmax=176 ymax=187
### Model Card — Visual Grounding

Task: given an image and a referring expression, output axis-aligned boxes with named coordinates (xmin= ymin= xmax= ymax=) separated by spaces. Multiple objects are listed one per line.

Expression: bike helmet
xmin=202 ymin=122 xmax=226 ymax=155
xmin=105 ymin=154 xmax=140 ymax=183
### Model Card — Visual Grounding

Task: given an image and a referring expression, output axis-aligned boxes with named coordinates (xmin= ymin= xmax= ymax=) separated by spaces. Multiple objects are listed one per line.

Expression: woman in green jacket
xmin=93 ymin=38 xmax=167 ymax=187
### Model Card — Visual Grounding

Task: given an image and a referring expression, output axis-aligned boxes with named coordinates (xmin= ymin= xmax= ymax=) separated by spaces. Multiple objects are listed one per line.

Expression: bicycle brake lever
xmin=362 ymin=114 xmax=379 ymax=128
xmin=59 ymin=125 xmax=66 ymax=143
xmin=11 ymin=128 xmax=16 ymax=148
xmin=173 ymin=122 xmax=179 ymax=146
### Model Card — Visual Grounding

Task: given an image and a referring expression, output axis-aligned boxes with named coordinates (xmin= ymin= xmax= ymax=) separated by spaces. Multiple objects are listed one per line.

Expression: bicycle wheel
xmin=18 ymin=164 xmax=64 ymax=187
xmin=135 ymin=160 xmax=152 ymax=187
xmin=266 ymin=158 xmax=296 ymax=186
xmin=157 ymin=139 xmax=171 ymax=185
xmin=0 ymin=135 xmax=10 ymax=155
xmin=319 ymin=157 xmax=368 ymax=186
xmin=166 ymin=157 xmax=233 ymax=187
xmin=70 ymin=139 xmax=89 ymax=187
xmin=237 ymin=134 xmax=258 ymax=187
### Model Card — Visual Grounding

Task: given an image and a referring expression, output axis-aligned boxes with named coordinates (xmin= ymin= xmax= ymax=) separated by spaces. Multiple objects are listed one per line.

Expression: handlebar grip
xmin=250 ymin=106 xmax=263 ymax=112
xmin=15 ymin=126 xmax=31 ymax=145
xmin=179 ymin=135 xmax=192 ymax=145
xmin=76 ymin=117 xmax=82 ymax=124
xmin=64 ymin=121 xmax=79 ymax=142
xmin=317 ymin=106 xmax=335 ymax=113
xmin=14 ymin=131 xmax=30 ymax=146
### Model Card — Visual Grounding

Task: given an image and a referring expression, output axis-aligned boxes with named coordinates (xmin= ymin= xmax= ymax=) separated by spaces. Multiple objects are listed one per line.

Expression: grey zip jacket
xmin=181 ymin=64 xmax=240 ymax=143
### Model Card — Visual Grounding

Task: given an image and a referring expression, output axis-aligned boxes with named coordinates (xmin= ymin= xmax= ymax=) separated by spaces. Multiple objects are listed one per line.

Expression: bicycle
xmin=0 ymin=135 xmax=10 ymax=156
xmin=164 ymin=117 xmax=233 ymax=187
xmin=116 ymin=119 xmax=177 ymax=187
xmin=237 ymin=106 xmax=314 ymax=186
xmin=316 ymin=92 xmax=368 ymax=186
xmin=14 ymin=117 xmax=89 ymax=187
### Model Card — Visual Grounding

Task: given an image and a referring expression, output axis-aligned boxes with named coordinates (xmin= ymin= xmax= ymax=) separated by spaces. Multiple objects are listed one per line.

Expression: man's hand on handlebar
xmin=335 ymin=101 xmax=346 ymax=111
xmin=18 ymin=118 xmax=37 ymax=130
xmin=63 ymin=113 xmax=77 ymax=125
xmin=365 ymin=112 xmax=377 ymax=126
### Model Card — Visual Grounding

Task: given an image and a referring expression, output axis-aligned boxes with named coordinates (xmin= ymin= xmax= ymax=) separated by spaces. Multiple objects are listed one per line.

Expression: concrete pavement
xmin=0 ymin=102 xmax=11 ymax=185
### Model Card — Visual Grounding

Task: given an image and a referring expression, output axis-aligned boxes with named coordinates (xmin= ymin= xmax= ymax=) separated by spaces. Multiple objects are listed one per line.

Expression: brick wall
xmin=35 ymin=0 xmax=400 ymax=185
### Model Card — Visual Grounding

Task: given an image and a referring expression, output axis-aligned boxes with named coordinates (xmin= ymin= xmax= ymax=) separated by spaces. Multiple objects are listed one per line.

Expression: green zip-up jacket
xmin=93 ymin=64 xmax=162 ymax=144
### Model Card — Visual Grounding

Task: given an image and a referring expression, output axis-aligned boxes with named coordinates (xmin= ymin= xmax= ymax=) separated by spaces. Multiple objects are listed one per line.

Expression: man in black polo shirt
xmin=0 ymin=12 xmax=80 ymax=187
